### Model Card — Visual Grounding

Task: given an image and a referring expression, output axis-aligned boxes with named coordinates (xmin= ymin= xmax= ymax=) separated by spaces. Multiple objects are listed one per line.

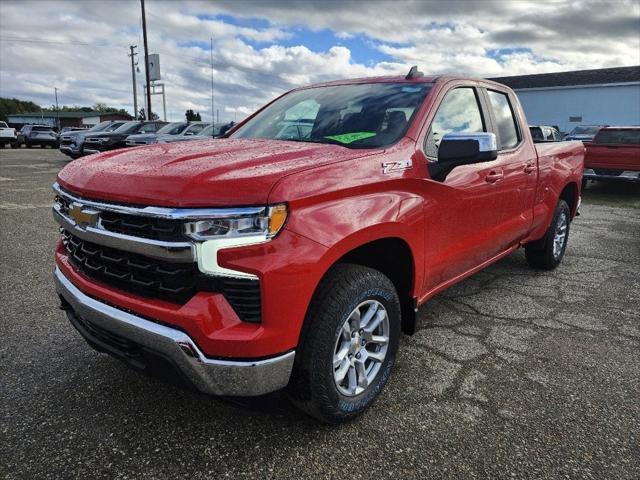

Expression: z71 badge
xmin=382 ymin=159 xmax=412 ymax=174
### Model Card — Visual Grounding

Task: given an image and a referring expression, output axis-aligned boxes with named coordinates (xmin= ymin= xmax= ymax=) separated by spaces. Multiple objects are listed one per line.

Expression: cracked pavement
xmin=1 ymin=148 xmax=639 ymax=479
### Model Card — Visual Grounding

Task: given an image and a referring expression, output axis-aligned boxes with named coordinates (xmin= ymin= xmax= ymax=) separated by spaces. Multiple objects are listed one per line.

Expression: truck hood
xmin=57 ymin=138 xmax=376 ymax=207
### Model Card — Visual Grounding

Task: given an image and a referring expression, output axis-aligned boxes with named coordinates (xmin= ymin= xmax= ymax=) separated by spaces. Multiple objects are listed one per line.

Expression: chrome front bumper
xmin=54 ymin=267 xmax=295 ymax=396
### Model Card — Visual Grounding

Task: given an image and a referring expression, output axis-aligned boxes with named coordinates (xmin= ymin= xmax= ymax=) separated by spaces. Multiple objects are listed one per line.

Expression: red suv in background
xmin=583 ymin=127 xmax=640 ymax=187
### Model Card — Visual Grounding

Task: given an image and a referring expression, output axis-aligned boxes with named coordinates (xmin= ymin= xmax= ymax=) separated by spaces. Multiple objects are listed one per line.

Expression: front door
xmin=415 ymin=86 xmax=515 ymax=294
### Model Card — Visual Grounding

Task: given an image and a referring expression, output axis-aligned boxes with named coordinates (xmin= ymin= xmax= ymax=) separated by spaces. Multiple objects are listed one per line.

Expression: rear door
xmin=481 ymin=88 xmax=538 ymax=247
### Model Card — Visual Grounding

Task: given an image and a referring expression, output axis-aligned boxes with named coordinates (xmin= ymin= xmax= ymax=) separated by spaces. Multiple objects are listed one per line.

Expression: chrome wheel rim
xmin=553 ymin=211 xmax=568 ymax=260
xmin=333 ymin=300 xmax=390 ymax=396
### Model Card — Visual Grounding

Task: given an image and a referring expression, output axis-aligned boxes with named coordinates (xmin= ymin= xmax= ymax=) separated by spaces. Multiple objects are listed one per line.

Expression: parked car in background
xmin=529 ymin=125 xmax=562 ymax=143
xmin=564 ymin=125 xmax=608 ymax=142
xmin=60 ymin=127 xmax=88 ymax=135
xmin=583 ymin=126 xmax=640 ymax=187
xmin=0 ymin=121 xmax=18 ymax=148
xmin=157 ymin=123 xmax=221 ymax=143
xmin=83 ymin=121 xmax=166 ymax=154
xmin=53 ymin=71 xmax=584 ymax=422
xmin=17 ymin=125 xmax=59 ymax=148
xmin=125 ymin=122 xmax=209 ymax=146
xmin=59 ymin=121 xmax=127 ymax=159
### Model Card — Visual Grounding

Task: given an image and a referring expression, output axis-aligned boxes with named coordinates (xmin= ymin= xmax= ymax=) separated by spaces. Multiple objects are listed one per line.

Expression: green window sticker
xmin=325 ymin=132 xmax=376 ymax=144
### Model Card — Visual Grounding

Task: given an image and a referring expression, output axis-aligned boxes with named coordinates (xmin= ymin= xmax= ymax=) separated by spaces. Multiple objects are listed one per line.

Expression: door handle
xmin=485 ymin=171 xmax=504 ymax=183
xmin=524 ymin=163 xmax=536 ymax=174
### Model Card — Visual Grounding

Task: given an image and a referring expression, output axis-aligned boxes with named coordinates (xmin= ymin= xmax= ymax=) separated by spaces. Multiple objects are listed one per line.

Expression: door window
xmin=487 ymin=90 xmax=520 ymax=150
xmin=425 ymin=87 xmax=485 ymax=159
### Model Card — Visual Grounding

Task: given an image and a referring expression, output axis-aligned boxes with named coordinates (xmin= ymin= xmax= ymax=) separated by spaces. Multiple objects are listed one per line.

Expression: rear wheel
xmin=525 ymin=199 xmax=571 ymax=270
xmin=288 ymin=264 xmax=400 ymax=423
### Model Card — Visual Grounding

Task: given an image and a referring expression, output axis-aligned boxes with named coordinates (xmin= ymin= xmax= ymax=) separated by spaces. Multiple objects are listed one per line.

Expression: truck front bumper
xmin=54 ymin=266 xmax=295 ymax=396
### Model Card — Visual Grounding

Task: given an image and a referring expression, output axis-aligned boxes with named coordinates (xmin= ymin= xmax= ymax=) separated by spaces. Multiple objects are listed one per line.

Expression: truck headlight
xmin=184 ymin=204 xmax=287 ymax=241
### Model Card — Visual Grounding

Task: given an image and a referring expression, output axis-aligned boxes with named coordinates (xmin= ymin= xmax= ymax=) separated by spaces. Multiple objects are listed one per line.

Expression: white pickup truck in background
xmin=0 ymin=121 xmax=18 ymax=148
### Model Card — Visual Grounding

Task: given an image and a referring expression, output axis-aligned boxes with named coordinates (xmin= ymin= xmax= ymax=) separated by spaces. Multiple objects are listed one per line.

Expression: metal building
xmin=491 ymin=66 xmax=640 ymax=134
xmin=5 ymin=111 xmax=131 ymax=129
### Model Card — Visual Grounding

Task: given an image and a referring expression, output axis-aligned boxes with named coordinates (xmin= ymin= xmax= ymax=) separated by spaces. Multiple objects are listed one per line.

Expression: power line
xmin=0 ymin=36 xmax=115 ymax=48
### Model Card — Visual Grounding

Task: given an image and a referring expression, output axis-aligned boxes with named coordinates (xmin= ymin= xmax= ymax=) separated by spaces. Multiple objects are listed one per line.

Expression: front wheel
xmin=524 ymin=199 xmax=571 ymax=270
xmin=288 ymin=264 xmax=401 ymax=423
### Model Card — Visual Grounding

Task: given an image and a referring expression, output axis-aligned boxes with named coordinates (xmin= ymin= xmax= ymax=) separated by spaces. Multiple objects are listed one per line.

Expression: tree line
xmin=0 ymin=97 xmax=132 ymax=122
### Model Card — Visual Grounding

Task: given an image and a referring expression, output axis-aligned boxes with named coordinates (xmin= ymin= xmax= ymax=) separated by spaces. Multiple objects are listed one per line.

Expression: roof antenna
xmin=406 ymin=65 xmax=424 ymax=80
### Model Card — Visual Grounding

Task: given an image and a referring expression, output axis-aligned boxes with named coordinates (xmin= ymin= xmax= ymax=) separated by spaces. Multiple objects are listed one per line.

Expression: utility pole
xmin=141 ymin=0 xmax=152 ymax=120
xmin=54 ymin=87 xmax=60 ymax=130
xmin=210 ymin=37 xmax=215 ymax=126
xmin=128 ymin=45 xmax=138 ymax=119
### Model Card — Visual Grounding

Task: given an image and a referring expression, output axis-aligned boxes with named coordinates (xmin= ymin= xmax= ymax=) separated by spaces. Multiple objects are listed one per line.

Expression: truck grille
xmin=55 ymin=192 xmax=186 ymax=242
xmin=61 ymin=230 xmax=261 ymax=322
xmin=63 ymin=230 xmax=199 ymax=303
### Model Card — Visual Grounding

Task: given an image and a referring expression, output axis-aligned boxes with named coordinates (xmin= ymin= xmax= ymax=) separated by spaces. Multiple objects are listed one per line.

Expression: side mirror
xmin=437 ymin=132 xmax=498 ymax=165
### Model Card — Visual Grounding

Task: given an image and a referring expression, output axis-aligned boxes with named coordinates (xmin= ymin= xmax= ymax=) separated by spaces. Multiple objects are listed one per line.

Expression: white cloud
xmin=0 ymin=0 xmax=638 ymax=123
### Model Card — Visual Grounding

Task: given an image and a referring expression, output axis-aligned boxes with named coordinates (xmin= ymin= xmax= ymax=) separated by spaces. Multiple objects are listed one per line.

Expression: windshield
xmin=570 ymin=126 xmax=601 ymax=135
xmin=157 ymin=122 xmax=189 ymax=135
xmin=105 ymin=122 xmax=125 ymax=132
xmin=198 ymin=125 xmax=218 ymax=136
xmin=33 ymin=126 xmax=53 ymax=132
xmin=89 ymin=121 xmax=112 ymax=132
xmin=231 ymin=83 xmax=431 ymax=148
xmin=114 ymin=121 xmax=142 ymax=134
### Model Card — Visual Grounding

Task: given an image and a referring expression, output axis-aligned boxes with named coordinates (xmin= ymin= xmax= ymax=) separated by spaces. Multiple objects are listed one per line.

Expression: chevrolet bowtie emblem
xmin=68 ymin=202 xmax=99 ymax=228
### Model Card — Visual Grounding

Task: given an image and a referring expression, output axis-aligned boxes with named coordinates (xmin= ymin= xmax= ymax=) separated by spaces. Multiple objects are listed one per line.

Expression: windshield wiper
xmin=278 ymin=137 xmax=350 ymax=148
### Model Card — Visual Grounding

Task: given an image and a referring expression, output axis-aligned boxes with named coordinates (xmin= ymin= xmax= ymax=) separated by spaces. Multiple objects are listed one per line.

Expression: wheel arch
xmin=305 ymin=234 xmax=419 ymax=337
xmin=339 ymin=237 xmax=416 ymax=334
xmin=560 ymin=181 xmax=579 ymax=218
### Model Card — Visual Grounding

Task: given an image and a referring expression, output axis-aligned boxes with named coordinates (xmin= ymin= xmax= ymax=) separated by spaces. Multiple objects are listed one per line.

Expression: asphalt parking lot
xmin=1 ymin=147 xmax=639 ymax=479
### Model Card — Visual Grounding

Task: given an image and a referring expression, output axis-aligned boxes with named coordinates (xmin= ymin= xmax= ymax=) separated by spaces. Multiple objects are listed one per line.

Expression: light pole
xmin=141 ymin=0 xmax=152 ymax=120
xmin=210 ymin=37 xmax=214 ymax=127
xmin=128 ymin=45 xmax=138 ymax=119
xmin=54 ymin=87 xmax=60 ymax=130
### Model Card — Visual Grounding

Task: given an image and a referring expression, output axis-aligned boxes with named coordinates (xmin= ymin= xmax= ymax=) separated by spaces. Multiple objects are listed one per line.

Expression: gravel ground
xmin=1 ymin=147 xmax=639 ymax=480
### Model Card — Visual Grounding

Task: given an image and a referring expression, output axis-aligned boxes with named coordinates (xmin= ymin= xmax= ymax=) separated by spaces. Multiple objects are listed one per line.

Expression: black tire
xmin=524 ymin=199 xmax=571 ymax=270
xmin=25 ymin=140 xmax=32 ymax=148
xmin=10 ymin=142 xmax=18 ymax=149
xmin=581 ymin=177 xmax=588 ymax=191
xmin=288 ymin=264 xmax=401 ymax=423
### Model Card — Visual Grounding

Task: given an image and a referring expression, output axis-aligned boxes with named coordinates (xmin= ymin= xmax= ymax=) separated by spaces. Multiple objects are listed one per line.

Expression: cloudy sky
xmin=1 ymin=0 xmax=638 ymax=122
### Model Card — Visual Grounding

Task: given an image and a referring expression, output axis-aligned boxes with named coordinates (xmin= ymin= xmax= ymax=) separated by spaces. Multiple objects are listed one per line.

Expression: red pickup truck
xmin=53 ymin=70 xmax=584 ymax=422
xmin=583 ymin=126 xmax=640 ymax=186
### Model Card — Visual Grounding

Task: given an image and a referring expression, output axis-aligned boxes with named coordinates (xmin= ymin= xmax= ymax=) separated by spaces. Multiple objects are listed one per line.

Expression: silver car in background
xmin=125 ymin=122 xmax=209 ymax=146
